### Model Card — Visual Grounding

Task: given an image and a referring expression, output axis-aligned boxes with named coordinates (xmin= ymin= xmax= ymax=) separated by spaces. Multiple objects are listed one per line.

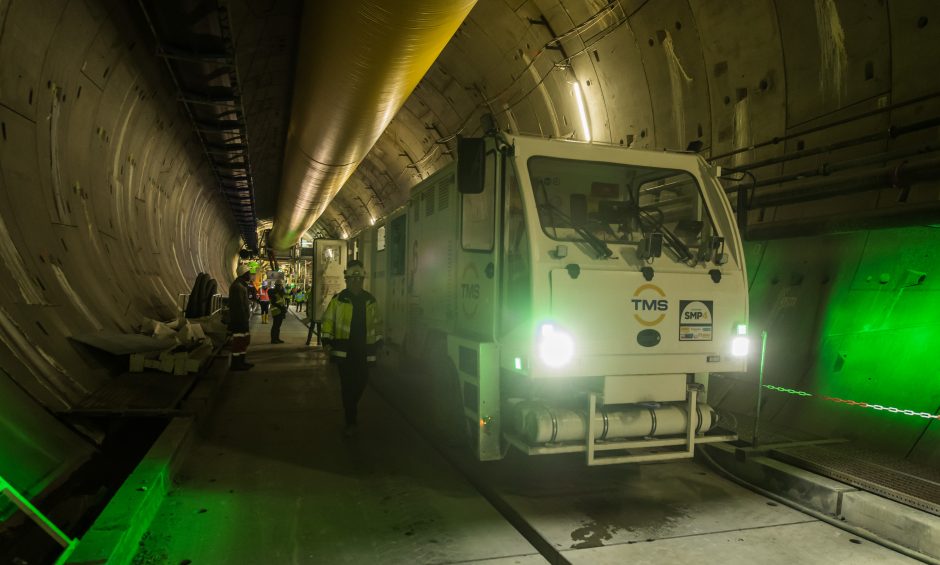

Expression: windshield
xmin=527 ymin=156 xmax=717 ymax=260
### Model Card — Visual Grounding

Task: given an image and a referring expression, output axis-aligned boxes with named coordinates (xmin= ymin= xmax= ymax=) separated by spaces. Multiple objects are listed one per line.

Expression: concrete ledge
xmin=66 ymin=417 xmax=194 ymax=565
xmin=703 ymin=443 xmax=940 ymax=561
xmin=704 ymin=443 xmax=856 ymax=515
xmin=841 ymin=490 xmax=940 ymax=559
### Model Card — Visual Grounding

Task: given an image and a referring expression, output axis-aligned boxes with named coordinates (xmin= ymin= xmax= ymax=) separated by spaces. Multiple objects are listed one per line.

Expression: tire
xmin=185 ymin=273 xmax=208 ymax=318
xmin=199 ymin=278 xmax=218 ymax=316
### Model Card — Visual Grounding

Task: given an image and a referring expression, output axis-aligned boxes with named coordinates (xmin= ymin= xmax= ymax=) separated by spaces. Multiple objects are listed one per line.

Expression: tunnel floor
xmin=134 ymin=313 xmax=541 ymax=564
xmin=132 ymin=312 xmax=922 ymax=564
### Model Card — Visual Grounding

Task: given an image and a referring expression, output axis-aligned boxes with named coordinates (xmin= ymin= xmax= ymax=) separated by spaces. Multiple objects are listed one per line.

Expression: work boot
xmin=231 ymin=356 xmax=253 ymax=371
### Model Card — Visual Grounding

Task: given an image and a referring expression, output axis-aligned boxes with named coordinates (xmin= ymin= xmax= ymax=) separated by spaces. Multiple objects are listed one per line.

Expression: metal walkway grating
xmin=771 ymin=444 xmax=940 ymax=516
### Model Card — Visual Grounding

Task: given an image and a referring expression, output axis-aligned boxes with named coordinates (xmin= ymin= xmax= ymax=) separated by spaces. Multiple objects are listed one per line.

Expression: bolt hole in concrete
xmin=850 ymin=539 xmax=863 ymax=545
xmin=766 ymin=502 xmax=778 ymax=507
xmin=917 ymin=16 xmax=928 ymax=28
xmin=180 ymin=560 xmax=192 ymax=565
xmin=196 ymin=508 xmax=208 ymax=514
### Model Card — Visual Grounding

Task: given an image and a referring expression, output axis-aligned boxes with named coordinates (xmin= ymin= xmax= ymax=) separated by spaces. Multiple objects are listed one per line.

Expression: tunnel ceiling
xmin=215 ymin=0 xmax=940 ymax=243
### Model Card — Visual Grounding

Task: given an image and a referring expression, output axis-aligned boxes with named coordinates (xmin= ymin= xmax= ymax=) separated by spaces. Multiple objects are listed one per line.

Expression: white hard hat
xmin=344 ymin=263 xmax=366 ymax=278
xmin=236 ymin=264 xmax=250 ymax=277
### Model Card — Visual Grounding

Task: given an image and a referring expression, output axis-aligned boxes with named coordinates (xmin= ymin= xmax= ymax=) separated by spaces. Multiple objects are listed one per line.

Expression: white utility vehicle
xmin=356 ymin=130 xmax=748 ymax=465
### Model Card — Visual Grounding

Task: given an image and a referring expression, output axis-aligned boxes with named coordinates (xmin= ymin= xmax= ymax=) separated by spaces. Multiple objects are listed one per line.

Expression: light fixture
xmin=573 ymin=82 xmax=592 ymax=142
xmin=538 ymin=323 xmax=575 ymax=367
xmin=731 ymin=324 xmax=748 ymax=357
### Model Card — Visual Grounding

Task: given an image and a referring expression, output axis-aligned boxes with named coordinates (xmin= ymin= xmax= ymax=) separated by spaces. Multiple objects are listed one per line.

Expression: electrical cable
xmin=698 ymin=447 xmax=939 ymax=565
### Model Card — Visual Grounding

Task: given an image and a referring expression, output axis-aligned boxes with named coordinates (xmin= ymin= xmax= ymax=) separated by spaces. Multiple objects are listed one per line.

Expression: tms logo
xmin=461 ymin=283 xmax=480 ymax=299
xmin=632 ymin=299 xmax=668 ymax=311
xmin=632 ymin=284 xmax=668 ymax=327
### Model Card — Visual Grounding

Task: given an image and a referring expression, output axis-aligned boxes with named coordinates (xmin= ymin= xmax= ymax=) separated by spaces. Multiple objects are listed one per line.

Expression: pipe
xmin=727 ymin=116 xmax=940 ymax=174
xmin=746 ymin=143 xmax=940 ymax=190
xmin=745 ymin=201 xmax=940 ymax=240
xmin=749 ymin=157 xmax=940 ymax=208
xmin=709 ymin=90 xmax=940 ymax=162
xmin=515 ymin=402 xmax=718 ymax=444
xmin=269 ymin=0 xmax=477 ymax=250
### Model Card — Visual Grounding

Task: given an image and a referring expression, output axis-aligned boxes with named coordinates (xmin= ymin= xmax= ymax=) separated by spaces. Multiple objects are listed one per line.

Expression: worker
xmin=269 ymin=279 xmax=288 ymax=344
xmin=321 ymin=260 xmax=382 ymax=437
xmin=258 ymin=281 xmax=270 ymax=324
xmin=228 ymin=264 xmax=253 ymax=371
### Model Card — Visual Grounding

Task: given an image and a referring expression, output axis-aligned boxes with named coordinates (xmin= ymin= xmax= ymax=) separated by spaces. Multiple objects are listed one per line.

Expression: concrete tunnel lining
xmin=0 ymin=0 xmax=938 ymax=559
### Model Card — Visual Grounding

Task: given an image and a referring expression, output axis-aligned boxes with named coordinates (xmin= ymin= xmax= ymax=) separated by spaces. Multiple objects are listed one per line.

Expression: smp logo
xmin=632 ymin=284 xmax=668 ymax=327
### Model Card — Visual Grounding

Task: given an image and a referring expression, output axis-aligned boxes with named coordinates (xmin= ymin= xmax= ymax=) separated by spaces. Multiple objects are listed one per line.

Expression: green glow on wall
xmin=744 ymin=226 xmax=940 ymax=453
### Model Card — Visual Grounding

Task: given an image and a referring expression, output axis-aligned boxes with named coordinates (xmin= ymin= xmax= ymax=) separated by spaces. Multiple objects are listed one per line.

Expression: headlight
xmin=538 ymin=324 xmax=574 ymax=367
xmin=731 ymin=336 xmax=749 ymax=357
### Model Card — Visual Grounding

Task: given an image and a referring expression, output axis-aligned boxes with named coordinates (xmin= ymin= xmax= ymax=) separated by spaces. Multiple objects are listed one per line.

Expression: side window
xmin=501 ymin=162 xmax=530 ymax=335
xmin=461 ymin=151 xmax=496 ymax=251
xmin=376 ymin=225 xmax=386 ymax=252
xmin=389 ymin=215 xmax=406 ymax=275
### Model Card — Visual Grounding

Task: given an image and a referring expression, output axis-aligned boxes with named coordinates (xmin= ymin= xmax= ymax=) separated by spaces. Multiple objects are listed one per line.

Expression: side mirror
xmin=569 ymin=194 xmax=587 ymax=227
xmin=637 ymin=232 xmax=663 ymax=260
xmin=457 ymin=137 xmax=485 ymax=194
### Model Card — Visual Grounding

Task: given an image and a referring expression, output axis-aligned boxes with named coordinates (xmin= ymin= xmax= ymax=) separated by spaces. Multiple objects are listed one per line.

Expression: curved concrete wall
xmin=0 ymin=0 xmax=239 ymax=505
xmin=1 ymin=0 xmax=939 ymax=510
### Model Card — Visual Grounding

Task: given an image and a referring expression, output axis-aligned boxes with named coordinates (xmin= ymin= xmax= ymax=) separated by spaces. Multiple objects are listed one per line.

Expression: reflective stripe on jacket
xmin=321 ymin=289 xmax=382 ymax=361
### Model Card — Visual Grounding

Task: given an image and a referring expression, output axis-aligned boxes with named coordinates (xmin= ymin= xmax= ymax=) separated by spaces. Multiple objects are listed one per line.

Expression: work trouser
xmin=231 ymin=332 xmax=250 ymax=357
xmin=337 ymin=356 xmax=369 ymax=426
xmin=271 ymin=314 xmax=285 ymax=341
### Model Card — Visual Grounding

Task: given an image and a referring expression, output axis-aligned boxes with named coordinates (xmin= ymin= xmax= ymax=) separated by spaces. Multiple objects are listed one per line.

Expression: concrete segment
xmin=841 ymin=490 xmax=940 ymax=559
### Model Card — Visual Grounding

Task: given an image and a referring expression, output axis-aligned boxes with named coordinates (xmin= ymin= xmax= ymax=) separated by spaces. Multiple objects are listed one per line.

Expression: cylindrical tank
xmin=517 ymin=402 xmax=717 ymax=444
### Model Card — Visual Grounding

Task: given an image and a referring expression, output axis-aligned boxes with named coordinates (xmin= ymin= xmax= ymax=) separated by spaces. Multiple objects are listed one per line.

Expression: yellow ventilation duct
xmin=269 ymin=0 xmax=477 ymax=250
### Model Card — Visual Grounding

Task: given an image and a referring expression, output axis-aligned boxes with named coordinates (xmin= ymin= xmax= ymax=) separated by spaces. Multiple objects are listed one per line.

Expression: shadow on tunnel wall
xmin=0 ymin=0 xmax=241 ymax=519
xmin=713 ymin=226 xmax=940 ymax=467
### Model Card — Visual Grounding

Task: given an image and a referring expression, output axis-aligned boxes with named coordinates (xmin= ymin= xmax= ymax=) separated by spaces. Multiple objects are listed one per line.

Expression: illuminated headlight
xmin=538 ymin=324 xmax=574 ymax=367
xmin=731 ymin=336 xmax=749 ymax=357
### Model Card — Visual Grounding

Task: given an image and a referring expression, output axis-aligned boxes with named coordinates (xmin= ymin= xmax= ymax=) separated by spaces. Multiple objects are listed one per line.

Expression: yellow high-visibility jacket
xmin=321 ymin=289 xmax=383 ymax=361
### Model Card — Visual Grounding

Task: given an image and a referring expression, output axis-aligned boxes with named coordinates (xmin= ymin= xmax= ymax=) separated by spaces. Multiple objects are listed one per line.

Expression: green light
xmin=0 ymin=475 xmax=77 ymax=560
xmin=514 ymin=357 xmax=523 ymax=370
xmin=736 ymin=323 xmax=747 ymax=335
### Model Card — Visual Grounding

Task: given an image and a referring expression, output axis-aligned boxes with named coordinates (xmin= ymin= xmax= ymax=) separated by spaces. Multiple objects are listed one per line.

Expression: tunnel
xmin=1 ymin=0 xmax=938 ymax=563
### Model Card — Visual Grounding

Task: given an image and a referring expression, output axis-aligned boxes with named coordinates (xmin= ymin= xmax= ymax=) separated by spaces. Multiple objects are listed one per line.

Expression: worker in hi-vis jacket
xmin=321 ymin=260 xmax=382 ymax=437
